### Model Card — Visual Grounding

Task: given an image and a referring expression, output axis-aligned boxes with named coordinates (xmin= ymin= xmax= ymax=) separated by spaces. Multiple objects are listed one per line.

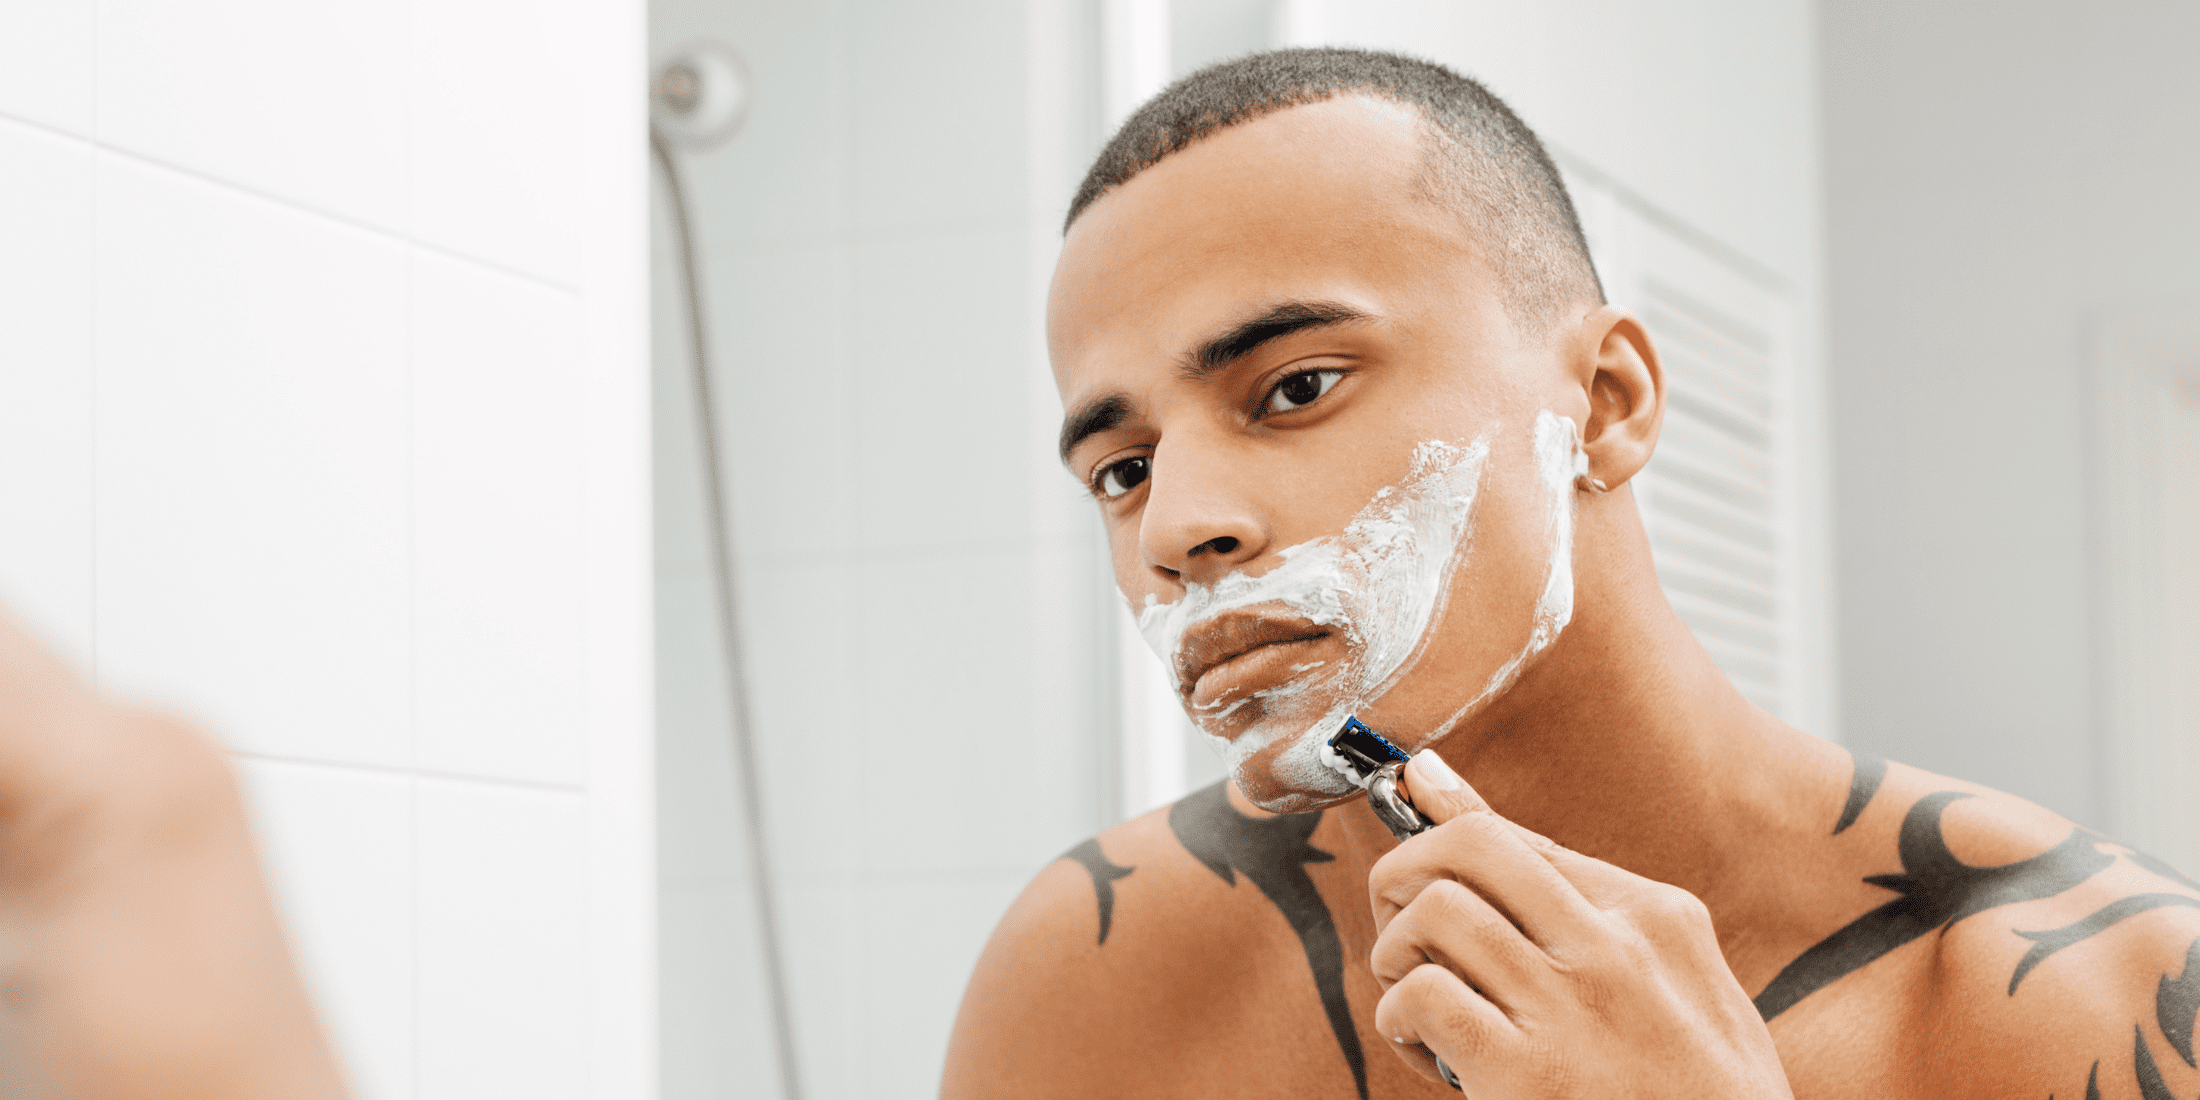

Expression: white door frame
xmin=2090 ymin=313 xmax=2200 ymax=873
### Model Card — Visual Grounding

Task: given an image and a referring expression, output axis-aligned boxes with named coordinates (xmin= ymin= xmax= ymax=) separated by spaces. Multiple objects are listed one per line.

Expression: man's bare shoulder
xmin=1772 ymin=758 xmax=2200 ymax=1100
xmin=1925 ymin=785 xmax=2200 ymax=1100
xmin=941 ymin=783 xmax=1283 ymax=1099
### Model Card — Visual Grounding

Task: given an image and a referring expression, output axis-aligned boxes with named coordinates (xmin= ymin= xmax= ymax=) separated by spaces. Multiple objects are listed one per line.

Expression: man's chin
xmin=1225 ymin=736 xmax=1365 ymax=815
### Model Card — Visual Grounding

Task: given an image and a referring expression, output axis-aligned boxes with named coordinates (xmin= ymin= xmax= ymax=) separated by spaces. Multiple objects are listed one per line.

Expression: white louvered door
xmin=1569 ymin=168 xmax=1808 ymax=723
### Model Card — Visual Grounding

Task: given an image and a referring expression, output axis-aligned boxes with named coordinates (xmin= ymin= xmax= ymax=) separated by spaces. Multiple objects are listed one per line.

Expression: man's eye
xmin=1095 ymin=456 xmax=1150 ymax=499
xmin=1260 ymin=369 xmax=1344 ymax=415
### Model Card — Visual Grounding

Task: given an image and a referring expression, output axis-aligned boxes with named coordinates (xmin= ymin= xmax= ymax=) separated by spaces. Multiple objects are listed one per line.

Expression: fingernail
xmin=1412 ymin=749 xmax=1464 ymax=791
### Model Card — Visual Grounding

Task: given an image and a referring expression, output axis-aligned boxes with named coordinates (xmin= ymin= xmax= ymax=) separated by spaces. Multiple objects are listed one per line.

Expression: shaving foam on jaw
xmin=1133 ymin=410 xmax=1587 ymax=807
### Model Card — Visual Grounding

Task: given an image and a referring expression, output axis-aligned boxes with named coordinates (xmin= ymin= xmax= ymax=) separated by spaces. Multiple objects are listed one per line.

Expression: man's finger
xmin=1372 ymin=750 xmax=1600 ymax=943
xmin=1401 ymin=748 xmax=1486 ymax=824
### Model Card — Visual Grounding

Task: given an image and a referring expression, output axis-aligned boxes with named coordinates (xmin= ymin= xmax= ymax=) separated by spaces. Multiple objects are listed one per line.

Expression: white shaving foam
xmin=1132 ymin=410 xmax=1586 ymax=807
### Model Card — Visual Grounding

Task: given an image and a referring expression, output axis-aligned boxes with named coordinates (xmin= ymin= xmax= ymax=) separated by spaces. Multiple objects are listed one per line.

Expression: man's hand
xmin=0 ymin=612 xmax=351 ymax=1100
xmin=1368 ymin=749 xmax=1792 ymax=1098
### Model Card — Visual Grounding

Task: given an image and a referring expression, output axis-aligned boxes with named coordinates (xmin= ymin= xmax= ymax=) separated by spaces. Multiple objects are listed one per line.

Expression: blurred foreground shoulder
xmin=941 ymin=801 xmax=1242 ymax=1100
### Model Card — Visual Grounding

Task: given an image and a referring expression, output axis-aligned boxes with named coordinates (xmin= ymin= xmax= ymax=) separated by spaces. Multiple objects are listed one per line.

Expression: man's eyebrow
xmin=1183 ymin=300 xmax=1372 ymax=382
xmin=1057 ymin=392 xmax=1133 ymax=468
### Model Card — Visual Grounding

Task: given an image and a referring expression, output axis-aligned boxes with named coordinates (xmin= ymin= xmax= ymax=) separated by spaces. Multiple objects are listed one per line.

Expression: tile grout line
xmin=86 ymin=6 xmax=101 ymax=686
xmin=229 ymin=749 xmax=586 ymax=795
xmin=400 ymin=234 xmax=419 ymax=1100
xmin=0 ymin=110 xmax=579 ymax=302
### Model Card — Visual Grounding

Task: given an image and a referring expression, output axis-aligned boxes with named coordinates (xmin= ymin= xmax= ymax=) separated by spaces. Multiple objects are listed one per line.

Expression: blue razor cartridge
xmin=1326 ymin=716 xmax=1411 ymax=783
xmin=1330 ymin=715 xmax=1436 ymax=842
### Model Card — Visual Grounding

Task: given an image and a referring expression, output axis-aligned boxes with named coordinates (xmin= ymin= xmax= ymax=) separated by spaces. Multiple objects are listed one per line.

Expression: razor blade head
xmin=1327 ymin=716 xmax=1410 ymax=783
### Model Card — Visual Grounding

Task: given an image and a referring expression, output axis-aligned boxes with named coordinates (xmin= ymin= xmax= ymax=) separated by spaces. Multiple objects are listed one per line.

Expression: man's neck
xmin=1328 ymin=500 xmax=1852 ymax=955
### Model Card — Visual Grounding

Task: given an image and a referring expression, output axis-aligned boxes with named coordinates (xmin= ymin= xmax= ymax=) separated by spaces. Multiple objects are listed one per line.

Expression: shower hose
xmin=649 ymin=124 xmax=807 ymax=1100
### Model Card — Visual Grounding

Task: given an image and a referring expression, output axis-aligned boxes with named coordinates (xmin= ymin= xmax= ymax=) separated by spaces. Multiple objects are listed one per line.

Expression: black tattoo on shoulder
xmin=2046 ymin=939 xmax=2200 ymax=1100
xmin=1772 ymin=770 xmax=2200 ymax=1100
xmin=2010 ymin=895 xmax=2200 ymax=994
xmin=1834 ymin=752 xmax=1887 ymax=835
xmin=1757 ymin=791 xmax=2113 ymax=1020
xmin=1061 ymin=838 xmax=1135 ymax=945
xmin=2158 ymin=936 xmax=2200 ymax=1067
xmin=1169 ymin=782 xmax=1367 ymax=1100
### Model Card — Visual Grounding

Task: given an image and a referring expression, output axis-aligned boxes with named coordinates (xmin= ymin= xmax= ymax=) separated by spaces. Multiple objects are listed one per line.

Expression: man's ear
xmin=1575 ymin=305 xmax=1663 ymax=489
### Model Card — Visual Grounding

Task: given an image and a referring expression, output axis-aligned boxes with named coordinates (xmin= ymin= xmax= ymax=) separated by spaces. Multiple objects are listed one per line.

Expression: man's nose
xmin=1137 ymin=449 xmax=1266 ymax=586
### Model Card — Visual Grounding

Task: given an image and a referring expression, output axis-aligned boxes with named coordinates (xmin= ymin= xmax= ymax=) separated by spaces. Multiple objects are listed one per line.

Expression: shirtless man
xmin=943 ymin=48 xmax=2200 ymax=1100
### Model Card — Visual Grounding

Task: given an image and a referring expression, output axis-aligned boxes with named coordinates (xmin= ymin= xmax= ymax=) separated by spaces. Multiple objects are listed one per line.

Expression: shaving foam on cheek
xmin=1134 ymin=434 xmax=1493 ymax=801
xmin=1429 ymin=409 xmax=1583 ymax=733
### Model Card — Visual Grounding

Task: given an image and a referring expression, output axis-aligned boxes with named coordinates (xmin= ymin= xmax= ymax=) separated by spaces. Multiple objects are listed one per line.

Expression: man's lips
xmin=1175 ymin=611 xmax=1337 ymax=712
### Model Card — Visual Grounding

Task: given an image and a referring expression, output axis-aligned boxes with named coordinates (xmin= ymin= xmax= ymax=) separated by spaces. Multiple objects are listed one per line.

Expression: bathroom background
xmin=0 ymin=2 xmax=2195 ymax=1099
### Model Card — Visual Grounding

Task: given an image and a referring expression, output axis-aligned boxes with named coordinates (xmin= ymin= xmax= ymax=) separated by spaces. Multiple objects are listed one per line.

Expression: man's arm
xmin=0 ymin=615 xmax=350 ymax=1100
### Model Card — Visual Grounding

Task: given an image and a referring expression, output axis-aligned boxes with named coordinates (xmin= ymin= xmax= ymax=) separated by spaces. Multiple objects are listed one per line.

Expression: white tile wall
xmin=656 ymin=881 xmax=781 ymax=1098
xmin=93 ymin=154 xmax=414 ymax=768
xmin=415 ymin=779 xmax=588 ymax=1100
xmin=95 ymin=0 xmax=414 ymax=232
xmin=0 ymin=1 xmax=651 ymax=1097
xmin=700 ymin=241 xmax=855 ymax=562
xmin=410 ymin=251 xmax=586 ymax=786
xmin=408 ymin=0 xmax=586 ymax=287
xmin=239 ymin=759 xmax=415 ymax=1100
xmin=0 ymin=119 xmax=96 ymax=666
xmin=855 ymin=876 xmax=1024 ymax=1096
xmin=846 ymin=229 xmax=1033 ymax=554
xmin=844 ymin=0 xmax=1028 ymax=232
xmin=0 ymin=0 xmax=94 ymax=135
xmin=93 ymin=0 xmax=587 ymax=289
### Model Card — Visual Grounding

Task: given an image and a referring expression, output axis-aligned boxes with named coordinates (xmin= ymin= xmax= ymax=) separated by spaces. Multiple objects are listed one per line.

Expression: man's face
xmin=1050 ymin=96 xmax=1588 ymax=812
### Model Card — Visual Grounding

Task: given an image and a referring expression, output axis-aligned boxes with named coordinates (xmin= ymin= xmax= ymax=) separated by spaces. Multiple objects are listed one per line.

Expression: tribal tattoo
xmin=1778 ymin=753 xmax=2200 ymax=1100
xmin=1168 ymin=782 xmax=1368 ymax=1100
xmin=1062 ymin=838 xmax=1136 ymax=946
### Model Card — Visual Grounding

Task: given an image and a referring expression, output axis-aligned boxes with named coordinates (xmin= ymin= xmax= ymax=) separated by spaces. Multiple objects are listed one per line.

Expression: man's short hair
xmin=1067 ymin=47 xmax=1604 ymax=335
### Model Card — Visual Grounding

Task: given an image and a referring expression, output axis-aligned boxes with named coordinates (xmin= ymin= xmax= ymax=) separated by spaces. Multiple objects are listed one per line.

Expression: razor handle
xmin=1366 ymin=760 xmax=1436 ymax=843
xmin=1363 ymin=762 xmax=1463 ymax=1090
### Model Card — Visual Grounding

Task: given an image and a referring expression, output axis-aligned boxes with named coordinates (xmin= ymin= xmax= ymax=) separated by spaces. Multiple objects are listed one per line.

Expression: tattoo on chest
xmin=1772 ymin=754 xmax=2200 ymax=1100
xmin=1062 ymin=838 xmax=1136 ymax=945
xmin=1168 ymin=782 xmax=1368 ymax=1100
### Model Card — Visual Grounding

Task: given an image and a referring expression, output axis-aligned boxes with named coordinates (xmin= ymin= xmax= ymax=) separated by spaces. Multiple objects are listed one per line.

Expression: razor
xmin=1323 ymin=716 xmax=1463 ymax=1091
xmin=1326 ymin=717 xmax=1438 ymax=843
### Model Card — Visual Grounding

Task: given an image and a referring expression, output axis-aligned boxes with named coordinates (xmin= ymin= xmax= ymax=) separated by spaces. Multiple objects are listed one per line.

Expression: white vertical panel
xmin=409 ymin=251 xmax=586 ymax=786
xmin=571 ymin=4 xmax=655 ymax=1094
xmin=0 ymin=120 xmax=95 ymax=666
xmin=1102 ymin=0 xmax=1170 ymax=129
xmin=94 ymin=154 xmax=413 ymax=767
xmin=415 ymin=780 xmax=587 ymax=1100
xmin=2093 ymin=318 xmax=2200 ymax=875
xmin=1117 ymin=603 xmax=1189 ymax=819
xmin=1570 ymin=165 xmax=1806 ymax=724
xmin=238 ymin=760 xmax=415 ymax=1100
xmin=2159 ymin=383 xmax=2200 ymax=874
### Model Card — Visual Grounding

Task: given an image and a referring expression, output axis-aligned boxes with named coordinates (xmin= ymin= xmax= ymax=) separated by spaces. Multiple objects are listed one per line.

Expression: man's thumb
xmin=1401 ymin=749 xmax=1492 ymax=825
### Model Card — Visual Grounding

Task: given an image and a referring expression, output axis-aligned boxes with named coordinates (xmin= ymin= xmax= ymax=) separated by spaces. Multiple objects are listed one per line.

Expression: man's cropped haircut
xmin=1067 ymin=47 xmax=1604 ymax=334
